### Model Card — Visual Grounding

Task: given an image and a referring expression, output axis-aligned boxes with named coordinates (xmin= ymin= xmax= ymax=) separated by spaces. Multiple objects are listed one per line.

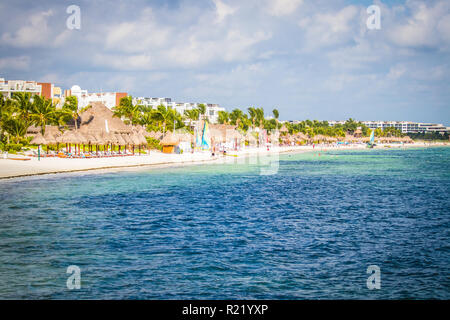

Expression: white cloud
xmin=166 ymin=29 xmax=271 ymax=67
xmin=93 ymin=54 xmax=152 ymax=70
xmin=387 ymin=1 xmax=450 ymax=48
xmin=266 ymin=0 xmax=303 ymax=17
xmin=0 ymin=56 xmax=30 ymax=70
xmin=298 ymin=5 xmax=358 ymax=50
xmin=104 ymin=8 xmax=170 ymax=53
xmin=213 ymin=0 xmax=236 ymax=23
xmin=387 ymin=64 xmax=407 ymax=80
xmin=2 ymin=10 xmax=54 ymax=47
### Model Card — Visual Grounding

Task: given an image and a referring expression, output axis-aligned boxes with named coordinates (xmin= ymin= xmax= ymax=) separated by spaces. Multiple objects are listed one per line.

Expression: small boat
xmin=367 ymin=130 xmax=376 ymax=148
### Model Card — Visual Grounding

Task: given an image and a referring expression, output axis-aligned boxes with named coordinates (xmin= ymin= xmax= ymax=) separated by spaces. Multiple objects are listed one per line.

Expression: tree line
xmin=0 ymin=93 xmax=82 ymax=151
xmin=283 ymin=119 xmax=405 ymax=138
xmin=113 ymin=96 xmax=282 ymax=133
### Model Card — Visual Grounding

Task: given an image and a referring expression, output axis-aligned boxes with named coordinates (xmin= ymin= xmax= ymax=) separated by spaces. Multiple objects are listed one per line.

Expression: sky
xmin=0 ymin=0 xmax=449 ymax=124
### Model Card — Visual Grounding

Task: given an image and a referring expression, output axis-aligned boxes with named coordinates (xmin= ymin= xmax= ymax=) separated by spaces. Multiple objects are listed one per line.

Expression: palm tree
xmin=256 ymin=107 xmax=265 ymax=129
xmin=2 ymin=117 xmax=28 ymax=143
xmin=184 ymin=109 xmax=199 ymax=130
xmin=113 ymin=96 xmax=142 ymax=125
xmin=0 ymin=96 xmax=14 ymax=143
xmin=248 ymin=107 xmax=257 ymax=129
xmin=62 ymin=95 xmax=79 ymax=130
xmin=30 ymin=95 xmax=57 ymax=135
xmin=196 ymin=103 xmax=206 ymax=121
xmin=152 ymin=104 xmax=172 ymax=135
xmin=230 ymin=108 xmax=244 ymax=127
xmin=169 ymin=109 xmax=183 ymax=131
xmin=11 ymin=92 xmax=33 ymax=125
xmin=218 ymin=111 xmax=230 ymax=124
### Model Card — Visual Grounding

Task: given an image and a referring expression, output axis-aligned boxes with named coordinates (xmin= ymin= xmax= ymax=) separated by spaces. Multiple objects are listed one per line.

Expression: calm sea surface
xmin=0 ymin=147 xmax=449 ymax=299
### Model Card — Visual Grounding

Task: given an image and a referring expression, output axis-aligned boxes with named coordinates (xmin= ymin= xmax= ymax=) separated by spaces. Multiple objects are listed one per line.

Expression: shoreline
xmin=0 ymin=142 xmax=448 ymax=180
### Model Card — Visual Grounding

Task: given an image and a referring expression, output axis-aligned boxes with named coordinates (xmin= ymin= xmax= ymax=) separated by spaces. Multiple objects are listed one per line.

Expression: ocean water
xmin=0 ymin=147 xmax=449 ymax=299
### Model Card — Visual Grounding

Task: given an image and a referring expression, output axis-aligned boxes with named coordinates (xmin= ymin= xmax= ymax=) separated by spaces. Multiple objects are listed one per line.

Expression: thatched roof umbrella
xmin=72 ymin=131 xmax=88 ymax=145
xmin=57 ymin=131 xmax=77 ymax=144
xmin=246 ymin=132 xmax=257 ymax=143
xmin=27 ymin=126 xmax=40 ymax=135
xmin=327 ymin=136 xmax=338 ymax=142
xmin=103 ymin=132 xmax=119 ymax=145
xmin=141 ymin=129 xmax=152 ymax=138
xmin=402 ymin=136 xmax=413 ymax=143
xmin=313 ymin=134 xmax=327 ymax=142
xmin=137 ymin=132 xmax=148 ymax=145
xmin=79 ymin=102 xmax=132 ymax=135
xmin=47 ymin=126 xmax=61 ymax=137
xmin=130 ymin=132 xmax=141 ymax=145
xmin=161 ymin=131 xmax=179 ymax=145
xmin=154 ymin=131 xmax=164 ymax=140
xmin=31 ymin=132 xmax=47 ymax=145
xmin=295 ymin=132 xmax=308 ymax=141
xmin=43 ymin=131 xmax=57 ymax=145
xmin=30 ymin=133 xmax=47 ymax=159
xmin=92 ymin=132 xmax=104 ymax=144
xmin=361 ymin=137 xmax=370 ymax=142
xmin=115 ymin=134 xmax=127 ymax=146
xmin=210 ymin=127 xmax=226 ymax=143
xmin=83 ymin=133 xmax=98 ymax=144
xmin=56 ymin=131 xmax=79 ymax=153
xmin=121 ymin=134 xmax=133 ymax=146
xmin=344 ymin=134 xmax=355 ymax=143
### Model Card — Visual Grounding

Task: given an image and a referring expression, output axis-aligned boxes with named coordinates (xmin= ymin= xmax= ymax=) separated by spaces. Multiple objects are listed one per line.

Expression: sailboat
xmin=201 ymin=121 xmax=211 ymax=150
xmin=367 ymin=130 xmax=376 ymax=148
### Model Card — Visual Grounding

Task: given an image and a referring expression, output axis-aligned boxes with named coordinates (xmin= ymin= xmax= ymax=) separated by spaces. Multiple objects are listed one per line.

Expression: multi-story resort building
xmin=64 ymin=85 xmax=127 ymax=110
xmin=133 ymin=97 xmax=225 ymax=123
xmin=0 ymin=77 xmax=62 ymax=104
xmin=326 ymin=120 xmax=449 ymax=134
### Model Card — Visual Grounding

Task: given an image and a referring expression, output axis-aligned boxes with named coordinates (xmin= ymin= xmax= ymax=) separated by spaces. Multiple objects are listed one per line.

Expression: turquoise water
xmin=0 ymin=147 xmax=449 ymax=299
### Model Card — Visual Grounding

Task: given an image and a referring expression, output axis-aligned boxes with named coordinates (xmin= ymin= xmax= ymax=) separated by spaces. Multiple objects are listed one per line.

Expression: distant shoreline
xmin=0 ymin=143 xmax=448 ymax=181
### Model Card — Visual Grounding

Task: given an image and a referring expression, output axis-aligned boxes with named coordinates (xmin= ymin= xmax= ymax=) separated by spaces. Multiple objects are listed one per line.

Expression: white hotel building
xmin=327 ymin=120 xmax=449 ymax=134
xmin=133 ymin=97 xmax=225 ymax=124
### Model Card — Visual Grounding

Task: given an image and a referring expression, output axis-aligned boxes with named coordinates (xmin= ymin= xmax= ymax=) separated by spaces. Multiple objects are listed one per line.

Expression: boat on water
xmin=367 ymin=130 xmax=376 ymax=148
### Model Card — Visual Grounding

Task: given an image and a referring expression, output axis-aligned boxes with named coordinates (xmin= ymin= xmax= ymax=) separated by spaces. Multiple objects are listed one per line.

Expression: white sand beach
xmin=0 ymin=142 xmax=447 ymax=179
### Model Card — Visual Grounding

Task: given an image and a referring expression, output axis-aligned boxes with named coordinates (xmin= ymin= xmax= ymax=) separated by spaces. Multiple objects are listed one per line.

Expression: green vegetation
xmin=408 ymin=132 xmax=449 ymax=141
xmin=1 ymin=92 xmax=443 ymax=154
xmin=0 ymin=93 xmax=76 ymax=152
xmin=113 ymin=97 xmax=187 ymax=134
xmin=283 ymin=118 xmax=407 ymax=138
xmin=145 ymin=136 xmax=163 ymax=151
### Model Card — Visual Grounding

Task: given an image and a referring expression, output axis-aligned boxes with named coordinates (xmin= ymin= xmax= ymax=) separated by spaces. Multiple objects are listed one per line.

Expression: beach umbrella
xmin=161 ymin=131 xmax=179 ymax=145
xmin=130 ymin=132 xmax=141 ymax=145
xmin=57 ymin=131 xmax=77 ymax=144
xmin=42 ymin=131 xmax=58 ymax=154
xmin=31 ymin=133 xmax=47 ymax=161
xmin=141 ymin=129 xmax=152 ymax=138
xmin=115 ymin=134 xmax=127 ymax=146
xmin=43 ymin=132 xmax=57 ymax=145
xmin=137 ymin=132 xmax=148 ymax=145
xmin=56 ymin=131 xmax=78 ymax=153
xmin=122 ymin=134 xmax=133 ymax=145
xmin=154 ymin=131 xmax=164 ymax=140
xmin=72 ymin=132 xmax=88 ymax=149
xmin=31 ymin=132 xmax=47 ymax=145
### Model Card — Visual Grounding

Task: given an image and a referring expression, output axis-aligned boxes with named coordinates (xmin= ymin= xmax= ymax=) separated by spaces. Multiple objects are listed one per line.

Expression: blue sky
xmin=0 ymin=0 xmax=449 ymax=123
